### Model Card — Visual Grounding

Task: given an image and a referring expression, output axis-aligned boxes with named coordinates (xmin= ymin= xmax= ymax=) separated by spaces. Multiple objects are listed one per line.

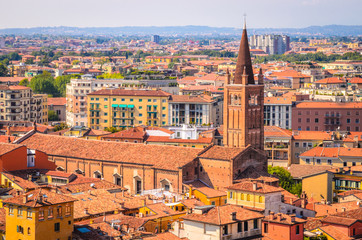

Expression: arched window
xmin=134 ymin=176 xmax=142 ymax=194
xmin=241 ymin=194 xmax=244 ymax=200
xmin=27 ymin=227 xmax=31 ymax=235
xmin=259 ymin=196 xmax=263 ymax=203
xmin=247 ymin=194 xmax=251 ymax=201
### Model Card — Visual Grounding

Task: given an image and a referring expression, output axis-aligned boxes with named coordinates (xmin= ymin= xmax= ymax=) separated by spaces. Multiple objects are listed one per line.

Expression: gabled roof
xmin=198 ymin=145 xmax=248 ymax=160
xmin=227 ymin=180 xmax=283 ymax=194
xmin=18 ymin=133 xmax=201 ymax=171
xmin=3 ymin=189 xmax=76 ymax=208
xmin=300 ymin=147 xmax=362 ymax=158
xmin=314 ymin=77 xmax=345 ymax=84
xmin=0 ymin=143 xmax=23 ymax=156
xmin=182 ymin=204 xmax=263 ymax=225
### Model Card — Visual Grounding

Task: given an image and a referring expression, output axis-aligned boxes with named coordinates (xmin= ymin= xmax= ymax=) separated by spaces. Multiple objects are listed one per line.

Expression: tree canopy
xmin=268 ymin=166 xmax=302 ymax=196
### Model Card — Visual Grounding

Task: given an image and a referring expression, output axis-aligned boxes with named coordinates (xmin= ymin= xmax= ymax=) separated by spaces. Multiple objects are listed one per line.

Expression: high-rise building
xmin=223 ymin=24 xmax=265 ymax=150
xmin=250 ymin=34 xmax=290 ymax=55
xmin=151 ymin=35 xmax=160 ymax=44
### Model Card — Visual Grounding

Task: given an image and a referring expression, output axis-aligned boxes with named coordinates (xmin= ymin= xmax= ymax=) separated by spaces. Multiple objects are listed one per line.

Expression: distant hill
xmin=0 ymin=25 xmax=361 ymax=36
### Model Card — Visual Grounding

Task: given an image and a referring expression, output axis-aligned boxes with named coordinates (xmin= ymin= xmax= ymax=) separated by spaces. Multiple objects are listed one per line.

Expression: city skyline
xmin=1 ymin=0 xmax=362 ymax=29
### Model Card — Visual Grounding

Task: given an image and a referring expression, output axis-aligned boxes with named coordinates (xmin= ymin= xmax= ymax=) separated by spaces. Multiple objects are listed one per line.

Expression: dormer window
xmin=27 ymin=149 xmax=35 ymax=167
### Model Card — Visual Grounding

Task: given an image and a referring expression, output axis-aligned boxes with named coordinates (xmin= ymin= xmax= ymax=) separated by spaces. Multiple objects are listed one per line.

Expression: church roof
xmin=234 ymin=25 xmax=255 ymax=85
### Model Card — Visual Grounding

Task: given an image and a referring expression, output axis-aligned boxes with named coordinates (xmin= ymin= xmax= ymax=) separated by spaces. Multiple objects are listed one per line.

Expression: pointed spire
xmin=234 ymin=19 xmax=255 ymax=85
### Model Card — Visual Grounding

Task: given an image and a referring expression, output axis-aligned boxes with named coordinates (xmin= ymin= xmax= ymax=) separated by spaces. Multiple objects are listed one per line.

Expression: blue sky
xmin=1 ymin=0 xmax=361 ymax=28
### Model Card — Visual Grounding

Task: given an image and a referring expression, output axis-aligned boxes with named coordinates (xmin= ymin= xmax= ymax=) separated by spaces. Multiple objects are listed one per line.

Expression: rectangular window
xmin=223 ymin=225 xmax=228 ymax=235
xmin=39 ymin=209 xmax=44 ymax=220
xmin=295 ymin=142 xmax=299 ymax=147
xmin=347 ymin=119 xmax=351 ymax=123
xmin=296 ymin=225 xmax=300 ymax=235
xmin=253 ymin=219 xmax=258 ymax=229
xmin=54 ymin=222 xmax=60 ymax=232
xmin=121 ymin=99 xmax=125 ymax=102
xmin=139 ymin=99 xmax=142 ymax=102
xmin=104 ymin=105 xmax=108 ymax=108
xmin=306 ymin=158 xmax=310 ymax=164
xmin=48 ymin=208 xmax=53 ymax=218
xmin=244 ymin=221 xmax=248 ymax=232
xmin=17 ymin=207 xmax=23 ymax=216
xmin=238 ymin=222 xmax=242 ymax=232
xmin=96 ymin=98 xmax=99 ymax=101
xmin=316 ymin=159 xmax=321 ymax=164
xmin=27 ymin=209 xmax=32 ymax=219
xmin=229 ymin=192 xmax=233 ymax=199
xmin=130 ymin=99 xmax=134 ymax=102
xmin=148 ymin=99 xmax=151 ymax=102
xmin=9 ymin=205 xmax=13 ymax=215
xmin=113 ymin=98 xmax=116 ymax=101
xmin=104 ymin=98 xmax=108 ymax=101
xmin=264 ymin=223 xmax=268 ymax=233
xmin=139 ymin=114 xmax=143 ymax=117
xmin=315 ymin=118 xmax=319 ymax=123
xmin=327 ymin=159 xmax=332 ymax=165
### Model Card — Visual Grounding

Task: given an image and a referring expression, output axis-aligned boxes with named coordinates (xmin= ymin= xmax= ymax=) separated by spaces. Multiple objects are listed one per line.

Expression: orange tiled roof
xmin=198 ymin=145 xmax=247 ymax=160
xmin=314 ymin=77 xmax=345 ymax=84
xmin=0 ymin=143 xmax=23 ymax=155
xmin=269 ymin=70 xmax=310 ymax=78
xmin=286 ymin=164 xmax=335 ymax=179
xmin=318 ymin=225 xmax=353 ymax=240
xmin=292 ymin=131 xmax=332 ymax=140
xmin=300 ymin=147 xmax=362 ymax=158
xmin=48 ymin=97 xmax=66 ymax=106
xmin=146 ymin=136 xmax=213 ymax=144
xmin=182 ymin=204 xmax=263 ymax=225
xmin=170 ymin=94 xmax=216 ymax=103
xmin=349 ymin=77 xmax=362 ymax=84
xmin=88 ymin=89 xmax=171 ymax=97
xmin=264 ymin=126 xmax=292 ymax=138
xmin=143 ymin=232 xmax=184 ymax=240
xmin=185 ymin=180 xmax=226 ymax=198
xmin=3 ymin=188 xmax=76 ymax=208
xmin=227 ymin=181 xmax=283 ymax=194
xmin=20 ymin=133 xmax=201 ymax=171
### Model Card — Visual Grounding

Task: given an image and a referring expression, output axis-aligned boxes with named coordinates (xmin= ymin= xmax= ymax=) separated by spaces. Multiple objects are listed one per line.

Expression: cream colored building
xmin=0 ymin=85 xmax=47 ymax=124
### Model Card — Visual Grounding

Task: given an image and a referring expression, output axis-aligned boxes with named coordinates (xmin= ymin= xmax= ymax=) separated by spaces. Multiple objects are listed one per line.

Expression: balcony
xmin=325 ymin=113 xmax=341 ymax=118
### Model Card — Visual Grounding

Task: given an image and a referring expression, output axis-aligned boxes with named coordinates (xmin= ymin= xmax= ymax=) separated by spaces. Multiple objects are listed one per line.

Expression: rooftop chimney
xmin=23 ymin=195 xmax=28 ymax=204
xmin=253 ymin=182 xmax=257 ymax=191
xmin=231 ymin=212 xmax=237 ymax=221
xmin=84 ymin=208 xmax=89 ymax=215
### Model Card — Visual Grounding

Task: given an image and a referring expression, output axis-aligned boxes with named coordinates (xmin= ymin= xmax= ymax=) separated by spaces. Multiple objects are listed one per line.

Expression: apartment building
xmin=292 ymin=102 xmax=362 ymax=132
xmin=87 ymin=89 xmax=170 ymax=130
xmin=66 ymin=76 xmax=179 ymax=127
xmin=0 ymin=85 xmax=47 ymax=124
xmin=168 ymin=95 xmax=223 ymax=126
xmin=250 ymin=34 xmax=290 ymax=55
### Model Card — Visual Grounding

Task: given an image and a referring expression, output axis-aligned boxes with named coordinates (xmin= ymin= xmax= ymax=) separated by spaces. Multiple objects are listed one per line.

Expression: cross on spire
xmin=243 ymin=14 xmax=247 ymax=29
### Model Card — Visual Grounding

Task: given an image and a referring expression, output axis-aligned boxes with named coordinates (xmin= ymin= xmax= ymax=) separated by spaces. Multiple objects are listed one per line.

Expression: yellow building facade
xmin=227 ymin=190 xmax=266 ymax=209
xmin=302 ymin=172 xmax=334 ymax=203
xmin=87 ymin=89 xmax=170 ymax=130
xmin=3 ymin=190 xmax=76 ymax=240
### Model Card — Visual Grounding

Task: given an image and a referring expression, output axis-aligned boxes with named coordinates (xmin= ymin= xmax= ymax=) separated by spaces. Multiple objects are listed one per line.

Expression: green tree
xmin=54 ymin=75 xmax=72 ymax=97
xmin=25 ymin=59 xmax=34 ymax=65
xmin=54 ymin=123 xmax=68 ymax=132
xmin=48 ymin=110 xmax=59 ymax=121
xmin=268 ymin=166 xmax=302 ymax=196
xmin=29 ymin=71 xmax=57 ymax=96
xmin=19 ymin=78 xmax=30 ymax=86
xmin=168 ymin=62 xmax=175 ymax=69
xmin=0 ymin=63 xmax=8 ymax=77
xmin=104 ymin=127 xmax=121 ymax=133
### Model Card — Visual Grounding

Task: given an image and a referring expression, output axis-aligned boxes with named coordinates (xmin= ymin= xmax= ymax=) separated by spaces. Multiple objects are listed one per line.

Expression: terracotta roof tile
xmin=48 ymin=97 xmax=66 ymax=106
xmin=20 ymin=133 xmax=201 ymax=171
xmin=182 ymin=204 xmax=263 ymax=225
xmin=88 ymin=89 xmax=171 ymax=97
xmin=285 ymin=164 xmax=335 ymax=179
xmin=3 ymin=189 xmax=76 ymax=208
xmin=300 ymin=147 xmax=362 ymax=158
xmin=227 ymin=181 xmax=283 ymax=194
xmin=263 ymin=213 xmax=306 ymax=225
xmin=198 ymin=145 xmax=247 ymax=160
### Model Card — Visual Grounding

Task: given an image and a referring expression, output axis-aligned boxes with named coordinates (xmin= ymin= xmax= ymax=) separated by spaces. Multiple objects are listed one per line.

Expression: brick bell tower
xmin=223 ymin=22 xmax=264 ymax=150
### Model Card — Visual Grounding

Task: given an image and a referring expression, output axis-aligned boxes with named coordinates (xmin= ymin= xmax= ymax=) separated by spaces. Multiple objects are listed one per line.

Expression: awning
xmin=153 ymin=105 xmax=158 ymax=107
xmin=119 ymin=104 xmax=127 ymax=108
xmin=127 ymin=105 xmax=135 ymax=108
xmin=111 ymin=104 xmax=118 ymax=107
